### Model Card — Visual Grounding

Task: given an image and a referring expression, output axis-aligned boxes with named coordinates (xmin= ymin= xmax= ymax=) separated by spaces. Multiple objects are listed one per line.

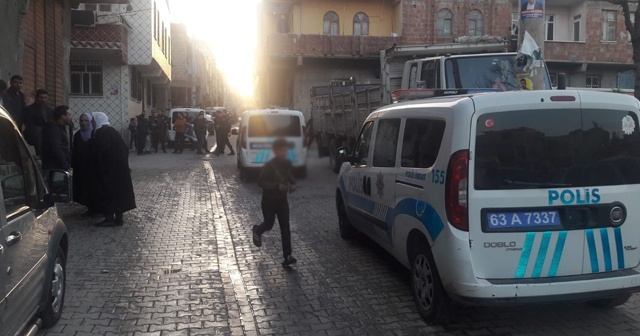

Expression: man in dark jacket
xmin=214 ymin=110 xmax=235 ymax=156
xmin=24 ymin=89 xmax=54 ymax=155
xmin=150 ymin=110 xmax=169 ymax=153
xmin=2 ymin=75 xmax=27 ymax=129
xmin=91 ymin=112 xmax=136 ymax=227
xmin=41 ymin=105 xmax=72 ymax=171
xmin=194 ymin=111 xmax=208 ymax=154
xmin=136 ymin=111 xmax=150 ymax=155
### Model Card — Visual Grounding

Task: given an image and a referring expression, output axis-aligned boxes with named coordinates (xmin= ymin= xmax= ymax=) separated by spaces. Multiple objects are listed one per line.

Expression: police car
xmin=233 ymin=109 xmax=308 ymax=179
xmin=336 ymin=90 xmax=640 ymax=323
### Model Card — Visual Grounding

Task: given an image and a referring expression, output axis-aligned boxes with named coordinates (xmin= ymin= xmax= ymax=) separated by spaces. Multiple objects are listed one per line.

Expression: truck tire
xmin=318 ymin=137 xmax=329 ymax=157
xmin=329 ymin=140 xmax=341 ymax=174
xmin=410 ymin=240 xmax=452 ymax=325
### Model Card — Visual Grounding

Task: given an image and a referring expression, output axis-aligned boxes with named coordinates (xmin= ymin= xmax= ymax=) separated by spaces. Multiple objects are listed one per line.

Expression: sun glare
xmin=171 ymin=0 xmax=261 ymax=98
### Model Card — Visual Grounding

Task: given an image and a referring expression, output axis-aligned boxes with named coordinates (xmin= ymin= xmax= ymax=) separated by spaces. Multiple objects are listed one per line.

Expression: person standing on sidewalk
xmin=72 ymin=112 xmax=97 ymax=217
xmin=41 ymin=105 xmax=72 ymax=171
xmin=252 ymin=138 xmax=298 ymax=266
xmin=194 ymin=111 xmax=208 ymax=154
xmin=173 ymin=112 xmax=187 ymax=154
xmin=91 ymin=112 xmax=136 ymax=227
xmin=23 ymin=89 xmax=53 ymax=155
xmin=136 ymin=111 xmax=149 ymax=155
xmin=128 ymin=118 xmax=137 ymax=150
xmin=2 ymin=75 xmax=27 ymax=129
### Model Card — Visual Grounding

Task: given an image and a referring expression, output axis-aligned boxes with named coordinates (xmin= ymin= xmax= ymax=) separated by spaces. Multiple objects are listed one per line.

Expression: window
xmin=401 ymin=119 xmax=446 ymax=168
xmin=408 ymin=64 xmax=419 ymax=89
xmin=84 ymin=4 xmax=97 ymax=11
xmin=153 ymin=2 xmax=158 ymax=40
xmin=70 ymin=61 xmax=103 ymax=96
xmin=437 ymin=9 xmax=453 ymax=37
xmin=353 ymin=12 xmax=369 ymax=36
xmin=354 ymin=121 xmax=374 ymax=166
xmin=474 ymin=109 xmax=640 ymax=190
xmin=545 ymin=15 xmax=555 ymax=41
xmin=98 ymin=4 xmax=111 ymax=11
xmin=131 ymin=67 xmax=143 ymax=101
xmin=323 ymin=11 xmax=339 ymax=35
xmin=373 ymin=119 xmax=401 ymax=167
xmin=277 ymin=14 xmax=290 ymax=33
xmin=420 ymin=60 xmax=441 ymax=89
xmin=248 ymin=115 xmax=301 ymax=137
xmin=586 ymin=75 xmax=601 ymax=88
xmin=511 ymin=12 xmax=519 ymax=36
xmin=573 ymin=15 xmax=581 ymax=41
xmin=629 ymin=16 xmax=635 ymax=42
xmin=468 ymin=10 xmax=484 ymax=36
xmin=0 ymin=119 xmax=41 ymax=214
xmin=602 ymin=10 xmax=617 ymax=41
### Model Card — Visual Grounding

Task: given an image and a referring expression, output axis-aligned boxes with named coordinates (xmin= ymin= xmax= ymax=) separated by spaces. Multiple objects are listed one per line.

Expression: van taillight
xmin=445 ymin=150 xmax=469 ymax=231
xmin=240 ymin=126 xmax=247 ymax=149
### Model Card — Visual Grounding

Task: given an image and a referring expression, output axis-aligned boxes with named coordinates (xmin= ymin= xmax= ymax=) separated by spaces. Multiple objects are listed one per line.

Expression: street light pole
xmin=518 ymin=0 xmax=546 ymax=90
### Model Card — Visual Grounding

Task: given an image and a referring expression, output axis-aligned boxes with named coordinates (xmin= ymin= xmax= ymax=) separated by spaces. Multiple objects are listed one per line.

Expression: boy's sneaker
xmin=252 ymin=225 xmax=262 ymax=247
xmin=282 ymin=255 xmax=297 ymax=266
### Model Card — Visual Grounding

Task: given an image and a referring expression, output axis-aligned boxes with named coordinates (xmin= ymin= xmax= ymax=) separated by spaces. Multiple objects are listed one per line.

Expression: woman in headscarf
xmin=72 ymin=112 xmax=97 ymax=216
xmin=91 ymin=112 xmax=137 ymax=227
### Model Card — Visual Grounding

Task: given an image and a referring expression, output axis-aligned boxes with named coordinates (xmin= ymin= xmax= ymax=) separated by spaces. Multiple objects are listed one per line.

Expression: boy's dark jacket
xmin=259 ymin=158 xmax=295 ymax=200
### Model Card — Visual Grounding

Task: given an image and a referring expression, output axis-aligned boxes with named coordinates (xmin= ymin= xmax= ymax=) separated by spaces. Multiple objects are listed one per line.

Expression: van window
xmin=420 ymin=60 xmax=441 ymax=89
xmin=354 ymin=121 xmax=374 ymax=166
xmin=475 ymin=109 xmax=640 ymax=190
xmin=445 ymin=55 xmax=552 ymax=90
xmin=249 ymin=115 xmax=301 ymax=137
xmin=373 ymin=119 xmax=401 ymax=167
xmin=401 ymin=119 xmax=446 ymax=168
xmin=0 ymin=119 xmax=28 ymax=214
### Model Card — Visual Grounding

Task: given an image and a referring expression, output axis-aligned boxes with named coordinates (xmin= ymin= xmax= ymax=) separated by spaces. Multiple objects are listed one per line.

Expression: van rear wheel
xmin=337 ymin=194 xmax=356 ymax=240
xmin=587 ymin=293 xmax=631 ymax=309
xmin=410 ymin=243 xmax=452 ymax=324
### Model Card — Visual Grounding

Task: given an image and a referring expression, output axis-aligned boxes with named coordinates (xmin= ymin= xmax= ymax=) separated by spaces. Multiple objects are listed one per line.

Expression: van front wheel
xmin=410 ymin=243 xmax=452 ymax=324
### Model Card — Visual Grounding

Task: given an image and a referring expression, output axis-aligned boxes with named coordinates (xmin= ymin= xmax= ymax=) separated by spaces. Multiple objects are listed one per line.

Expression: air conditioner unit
xmin=71 ymin=10 xmax=96 ymax=27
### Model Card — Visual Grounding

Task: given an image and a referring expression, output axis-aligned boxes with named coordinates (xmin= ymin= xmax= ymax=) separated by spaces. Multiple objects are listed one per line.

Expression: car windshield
xmin=249 ymin=115 xmax=301 ymax=137
xmin=445 ymin=55 xmax=552 ymax=91
xmin=474 ymin=109 xmax=640 ymax=190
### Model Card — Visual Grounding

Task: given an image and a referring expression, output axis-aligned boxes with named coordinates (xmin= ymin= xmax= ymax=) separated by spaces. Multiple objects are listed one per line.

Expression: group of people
xmin=126 ymin=108 xmax=236 ymax=156
xmin=0 ymin=75 xmax=136 ymax=227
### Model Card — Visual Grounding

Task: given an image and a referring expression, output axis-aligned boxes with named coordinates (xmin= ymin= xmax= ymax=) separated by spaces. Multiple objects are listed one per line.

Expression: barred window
xmin=70 ymin=61 xmax=103 ymax=96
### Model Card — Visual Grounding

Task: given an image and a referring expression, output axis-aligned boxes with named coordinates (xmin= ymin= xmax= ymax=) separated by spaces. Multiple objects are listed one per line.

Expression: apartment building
xmin=258 ymin=0 xmax=635 ymax=112
xmin=69 ymin=0 xmax=172 ymax=133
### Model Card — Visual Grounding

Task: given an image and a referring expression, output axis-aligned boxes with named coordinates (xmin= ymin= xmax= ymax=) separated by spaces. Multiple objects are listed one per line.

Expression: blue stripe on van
xmin=586 ymin=229 xmax=599 ymax=273
xmin=532 ymin=231 xmax=551 ymax=278
xmin=515 ymin=232 xmax=536 ymax=278
xmin=615 ymin=227 xmax=625 ymax=269
xmin=600 ymin=228 xmax=612 ymax=271
xmin=548 ymin=231 xmax=567 ymax=277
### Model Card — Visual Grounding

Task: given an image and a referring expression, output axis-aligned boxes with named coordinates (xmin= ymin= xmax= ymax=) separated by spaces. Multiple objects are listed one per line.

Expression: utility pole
xmin=518 ymin=0 xmax=545 ymax=90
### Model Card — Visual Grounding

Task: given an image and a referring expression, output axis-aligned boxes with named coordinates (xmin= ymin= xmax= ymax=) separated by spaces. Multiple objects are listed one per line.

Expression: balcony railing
xmin=267 ymin=33 xmax=400 ymax=58
xmin=544 ymin=40 xmax=632 ymax=64
xmin=71 ymin=24 xmax=128 ymax=64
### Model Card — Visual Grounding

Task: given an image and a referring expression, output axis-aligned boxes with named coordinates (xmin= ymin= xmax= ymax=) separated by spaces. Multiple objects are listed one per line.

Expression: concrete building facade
xmin=257 ymin=0 xmax=637 ymax=112
xmin=69 ymin=0 xmax=172 ymax=133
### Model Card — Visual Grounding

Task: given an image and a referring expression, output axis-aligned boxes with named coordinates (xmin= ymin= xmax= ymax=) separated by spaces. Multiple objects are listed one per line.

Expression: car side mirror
xmin=48 ymin=170 xmax=72 ymax=203
xmin=230 ymin=127 xmax=239 ymax=135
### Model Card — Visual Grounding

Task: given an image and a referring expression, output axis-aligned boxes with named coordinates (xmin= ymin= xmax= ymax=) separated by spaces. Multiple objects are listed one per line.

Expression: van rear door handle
xmin=6 ymin=232 xmax=22 ymax=246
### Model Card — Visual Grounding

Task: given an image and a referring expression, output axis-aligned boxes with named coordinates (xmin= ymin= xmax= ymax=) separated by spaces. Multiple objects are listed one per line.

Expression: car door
xmin=342 ymin=120 xmax=375 ymax=231
xmin=0 ymin=117 xmax=49 ymax=335
xmin=368 ymin=118 xmax=401 ymax=246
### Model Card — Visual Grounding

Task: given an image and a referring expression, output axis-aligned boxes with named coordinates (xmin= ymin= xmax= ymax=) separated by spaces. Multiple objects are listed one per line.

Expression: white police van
xmin=336 ymin=90 xmax=640 ymax=323
xmin=233 ymin=109 xmax=308 ymax=179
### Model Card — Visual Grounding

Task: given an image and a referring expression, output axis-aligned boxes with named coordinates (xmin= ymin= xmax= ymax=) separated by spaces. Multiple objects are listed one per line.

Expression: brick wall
xmin=401 ymin=0 xmax=512 ymax=45
xmin=22 ymin=0 xmax=66 ymax=106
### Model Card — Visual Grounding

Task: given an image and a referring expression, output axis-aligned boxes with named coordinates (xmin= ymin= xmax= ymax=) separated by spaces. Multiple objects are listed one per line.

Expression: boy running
xmin=252 ymin=138 xmax=297 ymax=266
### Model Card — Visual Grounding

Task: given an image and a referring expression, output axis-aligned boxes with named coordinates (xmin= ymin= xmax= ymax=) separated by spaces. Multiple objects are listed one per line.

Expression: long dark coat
xmin=72 ymin=131 xmax=93 ymax=208
xmin=91 ymin=125 xmax=136 ymax=214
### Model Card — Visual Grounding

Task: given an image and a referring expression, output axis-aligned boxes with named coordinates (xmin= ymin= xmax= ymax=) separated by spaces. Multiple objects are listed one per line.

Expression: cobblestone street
xmin=43 ymin=141 xmax=640 ymax=336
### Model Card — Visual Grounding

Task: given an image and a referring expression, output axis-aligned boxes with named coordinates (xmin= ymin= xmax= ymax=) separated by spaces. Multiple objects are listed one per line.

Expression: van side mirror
xmin=336 ymin=146 xmax=354 ymax=165
xmin=48 ymin=170 xmax=72 ymax=203
xmin=230 ymin=127 xmax=239 ymax=135
xmin=557 ymin=73 xmax=567 ymax=90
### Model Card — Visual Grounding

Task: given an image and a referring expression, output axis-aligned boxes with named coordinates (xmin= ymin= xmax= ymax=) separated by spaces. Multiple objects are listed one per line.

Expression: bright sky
xmin=170 ymin=0 xmax=261 ymax=98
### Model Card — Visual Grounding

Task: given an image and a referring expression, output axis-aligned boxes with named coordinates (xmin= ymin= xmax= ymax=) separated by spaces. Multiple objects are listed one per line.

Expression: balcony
xmin=544 ymin=40 xmax=632 ymax=65
xmin=71 ymin=24 xmax=128 ymax=64
xmin=267 ymin=33 xmax=400 ymax=59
